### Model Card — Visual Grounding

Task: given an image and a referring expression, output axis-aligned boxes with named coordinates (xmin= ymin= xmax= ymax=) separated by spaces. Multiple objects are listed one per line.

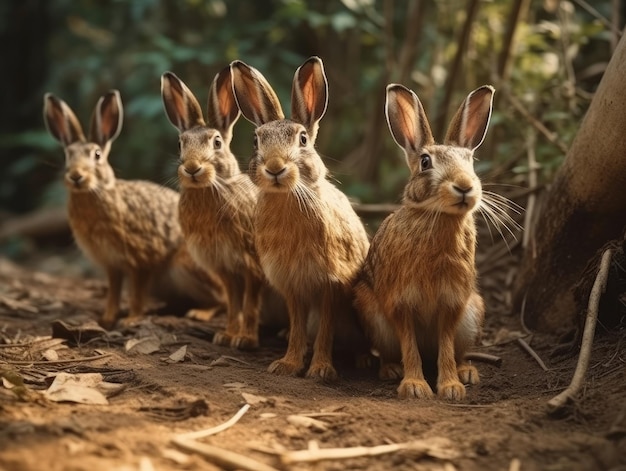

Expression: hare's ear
xmin=444 ymin=85 xmax=494 ymax=150
xmin=206 ymin=65 xmax=240 ymax=144
xmin=385 ymin=84 xmax=434 ymax=161
xmin=43 ymin=93 xmax=86 ymax=147
xmin=89 ymin=90 xmax=123 ymax=146
xmin=291 ymin=56 xmax=328 ymax=138
xmin=161 ymin=72 xmax=205 ymax=132
xmin=230 ymin=60 xmax=284 ymax=126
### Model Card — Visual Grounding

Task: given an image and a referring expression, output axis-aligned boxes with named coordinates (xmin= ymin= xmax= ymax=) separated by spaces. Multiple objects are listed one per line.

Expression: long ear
xmin=230 ymin=60 xmax=284 ymax=126
xmin=161 ymin=72 xmax=205 ymax=132
xmin=206 ymin=65 xmax=241 ymax=144
xmin=385 ymin=84 xmax=435 ymax=159
xmin=444 ymin=85 xmax=495 ymax=150
xmin=291 ymin=56 xmax=328 ymax=137
xmin=43 ymin=93 xmax=86 ymax=147
xmin=89 ymin=90 xmax=123 ymax=146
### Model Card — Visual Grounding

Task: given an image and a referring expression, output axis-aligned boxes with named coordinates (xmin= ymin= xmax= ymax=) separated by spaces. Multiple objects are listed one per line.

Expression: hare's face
xmin=405 ymin=144 xmax=482 ymax=216
xmin=64 ymin=142 xmax=114 ymax=192
xmin=249 ymin=120 xmax=326 ymax=194
xmin=177 ymin=127 xmax=238 ymax=189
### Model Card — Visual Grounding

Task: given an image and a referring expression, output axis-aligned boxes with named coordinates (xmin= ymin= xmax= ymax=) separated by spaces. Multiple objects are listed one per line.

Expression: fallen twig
xmin=548 ymin=248 xmax=613 ymax=412
xmin=517 ymin=338 xmax=549 ymax=371
xmin=172 ymin=404 xmax=279 ymax=471
xmin=0 ymin=352 xmax=112 ymax=366
xmin=175 ymin=404 xmax=250 ymax=441
xmin=279 ymin=437 xmax=458 ymax=465
xmin=173 ymin=440 xmax=280 ymax=471
xmin=464 ymin=352 xmax=503 ymax=367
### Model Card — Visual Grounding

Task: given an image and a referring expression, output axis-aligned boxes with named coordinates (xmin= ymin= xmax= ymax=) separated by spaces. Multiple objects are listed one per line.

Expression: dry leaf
xmin=44 ymin=372 xmax=125 ymax=405
xmin=168 ymin=345 xmax=187 ymax=363
xmin=241 ymin=392 xmax=268 ymax=405
xmin=287 ymin=415 xmax=329 ymax=432
xmin=42 ymin=349 xmax=59 ymax=361
xmin=44 ymin=373 xmax=109 ymax=405
xmin=125 ymin=336 xmax=161 ymax=354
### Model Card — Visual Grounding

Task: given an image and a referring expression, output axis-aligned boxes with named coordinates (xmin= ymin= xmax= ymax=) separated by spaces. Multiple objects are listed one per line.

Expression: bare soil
xmin=0 ymin=254 xmax=625 ymax=471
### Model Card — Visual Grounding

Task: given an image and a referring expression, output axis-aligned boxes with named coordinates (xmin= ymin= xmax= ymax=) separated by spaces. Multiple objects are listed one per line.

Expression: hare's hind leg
xmin=231 ymin=272 xmax=261 ymax=350
xmin=101 ymin=267 xmax=123 ymax=329
xmin=268 ymin=295 xmax=307 ymax=376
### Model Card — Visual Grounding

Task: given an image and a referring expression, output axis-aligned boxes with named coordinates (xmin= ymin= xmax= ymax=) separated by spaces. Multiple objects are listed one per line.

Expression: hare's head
xmin=230 ymin=57 xmax=329 ymax=194
xmin=385 ymin=84 xmax=494 ymax=216
xmin=43 ymin=91 xmax=121 ymax=192
xmin=161 ymin=68 xmax=241 ymax=190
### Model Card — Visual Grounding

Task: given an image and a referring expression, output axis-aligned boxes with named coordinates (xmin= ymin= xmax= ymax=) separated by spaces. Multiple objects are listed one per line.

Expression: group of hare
xmin=43 ymin=56 xmax=496 ymax=401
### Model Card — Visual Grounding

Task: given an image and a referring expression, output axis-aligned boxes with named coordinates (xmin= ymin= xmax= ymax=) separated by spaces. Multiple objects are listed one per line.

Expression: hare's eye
xmin=214 ymin=136 xmax=222 ymax=150
xmin=299 ymin=132 xmax=308 ymax=147
xmin=420 ymin=154 xmax=431 ymax=171
xmin=94 ymin=149 xmax=102 ymax=161
xmin=253 ymin=135 xmax=259 ymax=149
xmin=178 ymin=140 xmax=182 ymax=151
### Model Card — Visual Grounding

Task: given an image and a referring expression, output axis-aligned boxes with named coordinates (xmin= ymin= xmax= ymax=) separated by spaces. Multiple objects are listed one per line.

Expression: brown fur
xmin=354 ymin=84 xmax=494 ymax=400
xmin=231 ymin=57 xmax=370 ymax=381
xmin=43 ymin=91 xmax=225 ymax=329
xmin=161 ymin=69 xmax=270 ymax=349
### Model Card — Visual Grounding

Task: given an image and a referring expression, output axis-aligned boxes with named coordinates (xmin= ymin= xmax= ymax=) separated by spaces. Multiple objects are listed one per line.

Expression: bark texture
xmin=514 ymin=32 xmax=626 ymax=333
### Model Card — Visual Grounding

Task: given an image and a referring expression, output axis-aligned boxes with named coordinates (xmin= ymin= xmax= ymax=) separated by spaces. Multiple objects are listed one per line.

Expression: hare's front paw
xmin=438 ymin=380 xmax=466 ymax=401
xmin=212 ymin=332 xmax=233 ymax=346
xmin=306 ymin=362 xmax=338 ymax=382
xmin=231 ymin=335 xmax=259 ymax=350
xmin=398 ymin=378 xmax=433 ymax=399
xmin=379 ymin=362 xmax=403 ymax=380
xmin=268 ymin=359 xmax=303 ymax=376
xmin=457 ymin=364 xmax=480 ymax=385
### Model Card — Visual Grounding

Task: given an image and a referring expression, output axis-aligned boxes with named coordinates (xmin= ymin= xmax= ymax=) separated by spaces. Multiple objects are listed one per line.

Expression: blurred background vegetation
xmin=0 ymin=0 xmax=622 ymax=264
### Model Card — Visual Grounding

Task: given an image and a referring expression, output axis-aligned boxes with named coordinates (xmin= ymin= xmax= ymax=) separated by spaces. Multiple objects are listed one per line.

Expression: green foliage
xmin=0 ymin=0 xmax=618 ymax=216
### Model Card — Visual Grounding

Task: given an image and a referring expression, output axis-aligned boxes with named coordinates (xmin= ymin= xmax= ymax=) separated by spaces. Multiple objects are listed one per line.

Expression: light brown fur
xmin=161 ymin=69 xmax=269 ymax=349
xmin=354 ymin=84 xmax=494 ymax=400
xmin=43 ymin=91 xmax=225 ymax=329
xmin=231 ymin=57 xmax=370 ymax=380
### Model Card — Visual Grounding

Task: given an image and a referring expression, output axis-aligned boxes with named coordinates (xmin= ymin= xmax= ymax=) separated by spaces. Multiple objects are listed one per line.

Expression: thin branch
xmin=464 ymin=352 xmax=503 ymax=367
xmin=517 ymin=337 xmax=549 ymax=371
xmin=434 ymin=0 xmax=481 ymax=137
xmin=173 ymin=440 xmax=280 ymax=471
xmin=0 ymin=352 xmax=112 ymax=366
xmin=548 ymin=248 xmax=613 ymax=411
xmin=522 ymin=129 xmax=538 ymax=254
xmin=571 ymin=0 xmax=623 ymax=37
xmin=175 ymin=404 xmax=250 ymax=441
xmin=497 ymin=0 xmax=532 ymax=81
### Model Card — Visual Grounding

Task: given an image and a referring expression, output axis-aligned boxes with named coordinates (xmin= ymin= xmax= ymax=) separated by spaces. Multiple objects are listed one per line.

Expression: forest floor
xmin=0 ymin=246 xmax=625 ymax=471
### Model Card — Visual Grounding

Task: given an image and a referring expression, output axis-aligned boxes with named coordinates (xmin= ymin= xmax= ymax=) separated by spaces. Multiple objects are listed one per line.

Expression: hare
xmin=161 ymin=67 xmax=268 ymax=350
xmin=43 ymin=90 xmax=225 ymax=329
xmin=230 ymin=57 xmax=370 ymax=381
xmin=354 ymin=84 xmax=494 ymax=400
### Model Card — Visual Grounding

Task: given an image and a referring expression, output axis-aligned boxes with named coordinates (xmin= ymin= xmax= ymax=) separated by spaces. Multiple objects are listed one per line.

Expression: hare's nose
xmin=69 ymin=172 xmax=84 ymax=183
xmin=453 ymin=185 xmax=472 ymax=195
xmin=183 ymin=165 xmax=203 ymax=177
xmin=265 ymin=167 xmax=286 ymax=177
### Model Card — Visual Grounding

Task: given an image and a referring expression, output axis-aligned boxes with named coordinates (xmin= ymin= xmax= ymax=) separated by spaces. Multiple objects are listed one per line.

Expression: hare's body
xmin=231 ymin=57 xmax=369 ymax=380
xmin=161 ymin=69 xmax=268 ymax=349
xmin=354 ymin=85 xmax=494 ymax=400
xmin=43 ymin=92 xmax=225 ymax=328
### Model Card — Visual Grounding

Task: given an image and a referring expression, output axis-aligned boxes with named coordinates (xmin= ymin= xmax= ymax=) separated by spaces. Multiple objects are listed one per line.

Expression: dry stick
xmin=522 ymin=129 xmax=538 ymax=255
xmin=280 ymin=438 xmax=456 ymax=465
xmin=517 ymin=338 xmax=549 ymax=371
xmin=175 ymin=404 xmax=250 ymax=441
xmin=548 ymin=248 xmax=613 ymax=411
xmin=464 ymin=352 xmax=503 ymax=367
xmin=0 ymin=352 xmax=112 ymax=366
xmin=171 ymin=404 xmax=279 ymax=471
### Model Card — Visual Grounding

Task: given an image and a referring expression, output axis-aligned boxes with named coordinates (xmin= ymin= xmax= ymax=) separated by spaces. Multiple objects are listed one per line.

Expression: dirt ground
xmin=0 ymin=248 xmax=625 ymax=471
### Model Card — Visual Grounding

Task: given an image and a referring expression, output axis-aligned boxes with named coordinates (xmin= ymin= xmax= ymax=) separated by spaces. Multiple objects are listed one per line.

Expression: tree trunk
xmin=513 ymin=31 xmax=626 ymax=333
